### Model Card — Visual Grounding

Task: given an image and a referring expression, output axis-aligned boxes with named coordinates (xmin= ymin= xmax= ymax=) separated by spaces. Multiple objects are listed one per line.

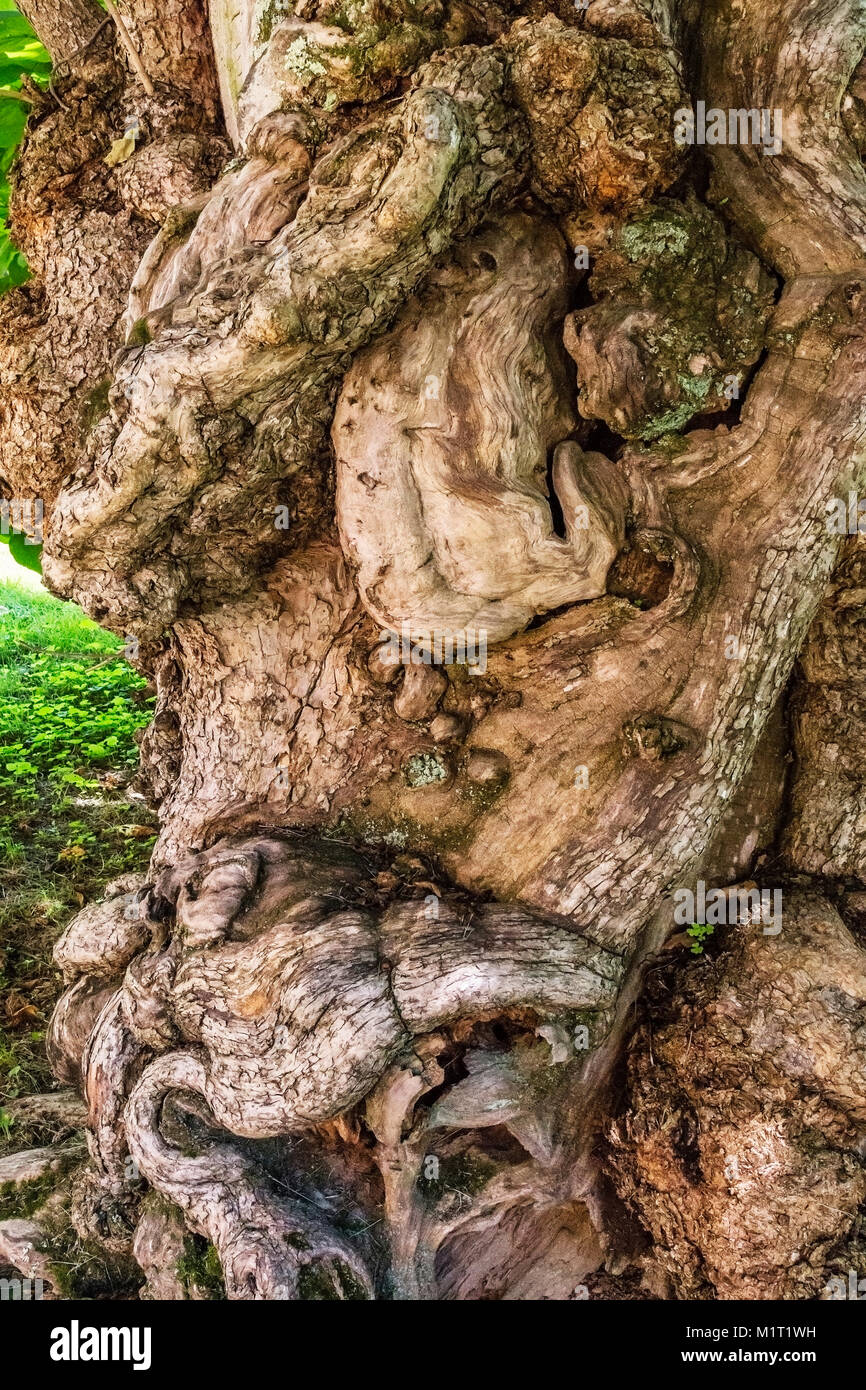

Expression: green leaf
xmin=0 ymin=96 xmax=27 ymax=149
xmin=0 ymin=13 xmax=48 ymax=45
xmin=6 ymin=528 xmax=42 ymax=572
xmin=0 ymin=232 xmax=27 ymax=290
xmin=0 ymin=9 xmax=49 ymax=297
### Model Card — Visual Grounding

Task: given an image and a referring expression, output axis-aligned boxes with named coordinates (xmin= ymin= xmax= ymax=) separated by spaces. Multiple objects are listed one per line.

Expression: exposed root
xmin=46 ymin=832 xmax=621 ymax=1296
xmin=126 ymin=1051 xmax=374 ymax=1299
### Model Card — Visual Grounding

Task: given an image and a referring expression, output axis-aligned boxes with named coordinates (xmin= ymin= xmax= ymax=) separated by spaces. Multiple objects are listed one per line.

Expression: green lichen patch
xmin=297 ymin=1257 xmax=370 ymax=1300
xmin=418 ymin=1149 xmax=497 ymax=1206
xmin=266 ymin=0 xmax=447 ymax=112
xmin=127 ymin=317 xmax=152 ymax=347
xmin=161 ymin=205 xmax=202 ymax=243
xmin=78 ymin=378 xmax=112 ymax=438
xmin=455 ymin=771 xmax=507 ymax=815
xmin=403 ymin=750 xmax=449 ymax=787
xmin=620 ymin=213 xmax=691 ymax=263
xmin=0 ymin=1167 xmax=60 ymax=1221
xmin=284 ymin=35 xmax=329 ymax=81
xmin=176 ymin=1234 xmax=225 ymax=1300
xmin=256 ymin=0 xmax=294 ymax=45
xmin=32 ymin=1197 xmax=143 ymax=1300
xmin=572 ymin=194 xmax=776 ymax=442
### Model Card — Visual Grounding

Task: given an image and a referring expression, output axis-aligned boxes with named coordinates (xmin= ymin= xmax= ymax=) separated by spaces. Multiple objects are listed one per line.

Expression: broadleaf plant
xmin=0 ymin=6 xmax=50 ymax=294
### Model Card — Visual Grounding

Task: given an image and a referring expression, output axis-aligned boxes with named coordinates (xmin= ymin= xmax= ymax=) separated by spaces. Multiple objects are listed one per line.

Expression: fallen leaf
xmin=104 ymin=133 xmax=137 ymax=167
xmin=4 ymin=994 xmax=40 ymax=1029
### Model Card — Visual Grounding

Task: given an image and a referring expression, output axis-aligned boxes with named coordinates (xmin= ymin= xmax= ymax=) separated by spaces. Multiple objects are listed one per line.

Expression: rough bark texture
xmin=0 ymin=0 xmax=228 ymax=509
xmin=2 ymin=0 xmax=866 ymax=1300
xmin=16 ymin=0 xmax=106 ymax=64
xmin=607 ymin=895 xmax=866 ymax=1300
xmin=783 ymin=536 xmax=866 ymax=882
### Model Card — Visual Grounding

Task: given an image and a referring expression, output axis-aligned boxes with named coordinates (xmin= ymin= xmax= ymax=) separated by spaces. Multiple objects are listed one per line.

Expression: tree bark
xmin=2 ymin=0 xmax=866 ymax=1300
xmin=16 ymin=0 xmax=106 ymax=64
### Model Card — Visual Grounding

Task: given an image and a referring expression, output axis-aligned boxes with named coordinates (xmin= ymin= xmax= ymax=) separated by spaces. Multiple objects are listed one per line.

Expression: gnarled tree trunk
xmin=2 ymin=0 xmax=866 ymax=1300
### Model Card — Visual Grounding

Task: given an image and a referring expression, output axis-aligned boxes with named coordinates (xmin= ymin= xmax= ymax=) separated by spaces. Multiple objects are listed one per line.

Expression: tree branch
xmin=104 ymin=0 xmax=154 ymax=97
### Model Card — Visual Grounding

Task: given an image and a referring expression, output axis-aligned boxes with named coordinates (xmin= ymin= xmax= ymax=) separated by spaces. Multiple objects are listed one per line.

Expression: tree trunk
xmin=16 ymin=0 xmax=106 ymax=64
xmin=2 ymin=0 xmax=866 ymax=1300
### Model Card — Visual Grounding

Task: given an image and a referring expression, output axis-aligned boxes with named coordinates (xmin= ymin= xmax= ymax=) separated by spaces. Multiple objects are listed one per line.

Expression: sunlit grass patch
xmin=0 ymin=579 xmax=155 ymax=1128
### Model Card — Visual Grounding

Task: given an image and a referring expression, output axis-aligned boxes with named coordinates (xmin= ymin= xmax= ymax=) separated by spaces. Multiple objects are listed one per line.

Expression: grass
xmin=0 ymin=582 xmax=120 ymax=656
xmin=0 ymin=578 xmax=155 ymax=1145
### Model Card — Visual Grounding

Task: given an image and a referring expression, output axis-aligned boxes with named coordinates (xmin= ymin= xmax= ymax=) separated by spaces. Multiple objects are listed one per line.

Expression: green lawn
xmin=0 ymin=579 xmax=154 ymax=1143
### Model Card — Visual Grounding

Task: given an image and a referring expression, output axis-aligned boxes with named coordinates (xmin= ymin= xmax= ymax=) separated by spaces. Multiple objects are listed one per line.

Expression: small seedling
xmin=686 ymin=922 xmax=715 ymax=955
